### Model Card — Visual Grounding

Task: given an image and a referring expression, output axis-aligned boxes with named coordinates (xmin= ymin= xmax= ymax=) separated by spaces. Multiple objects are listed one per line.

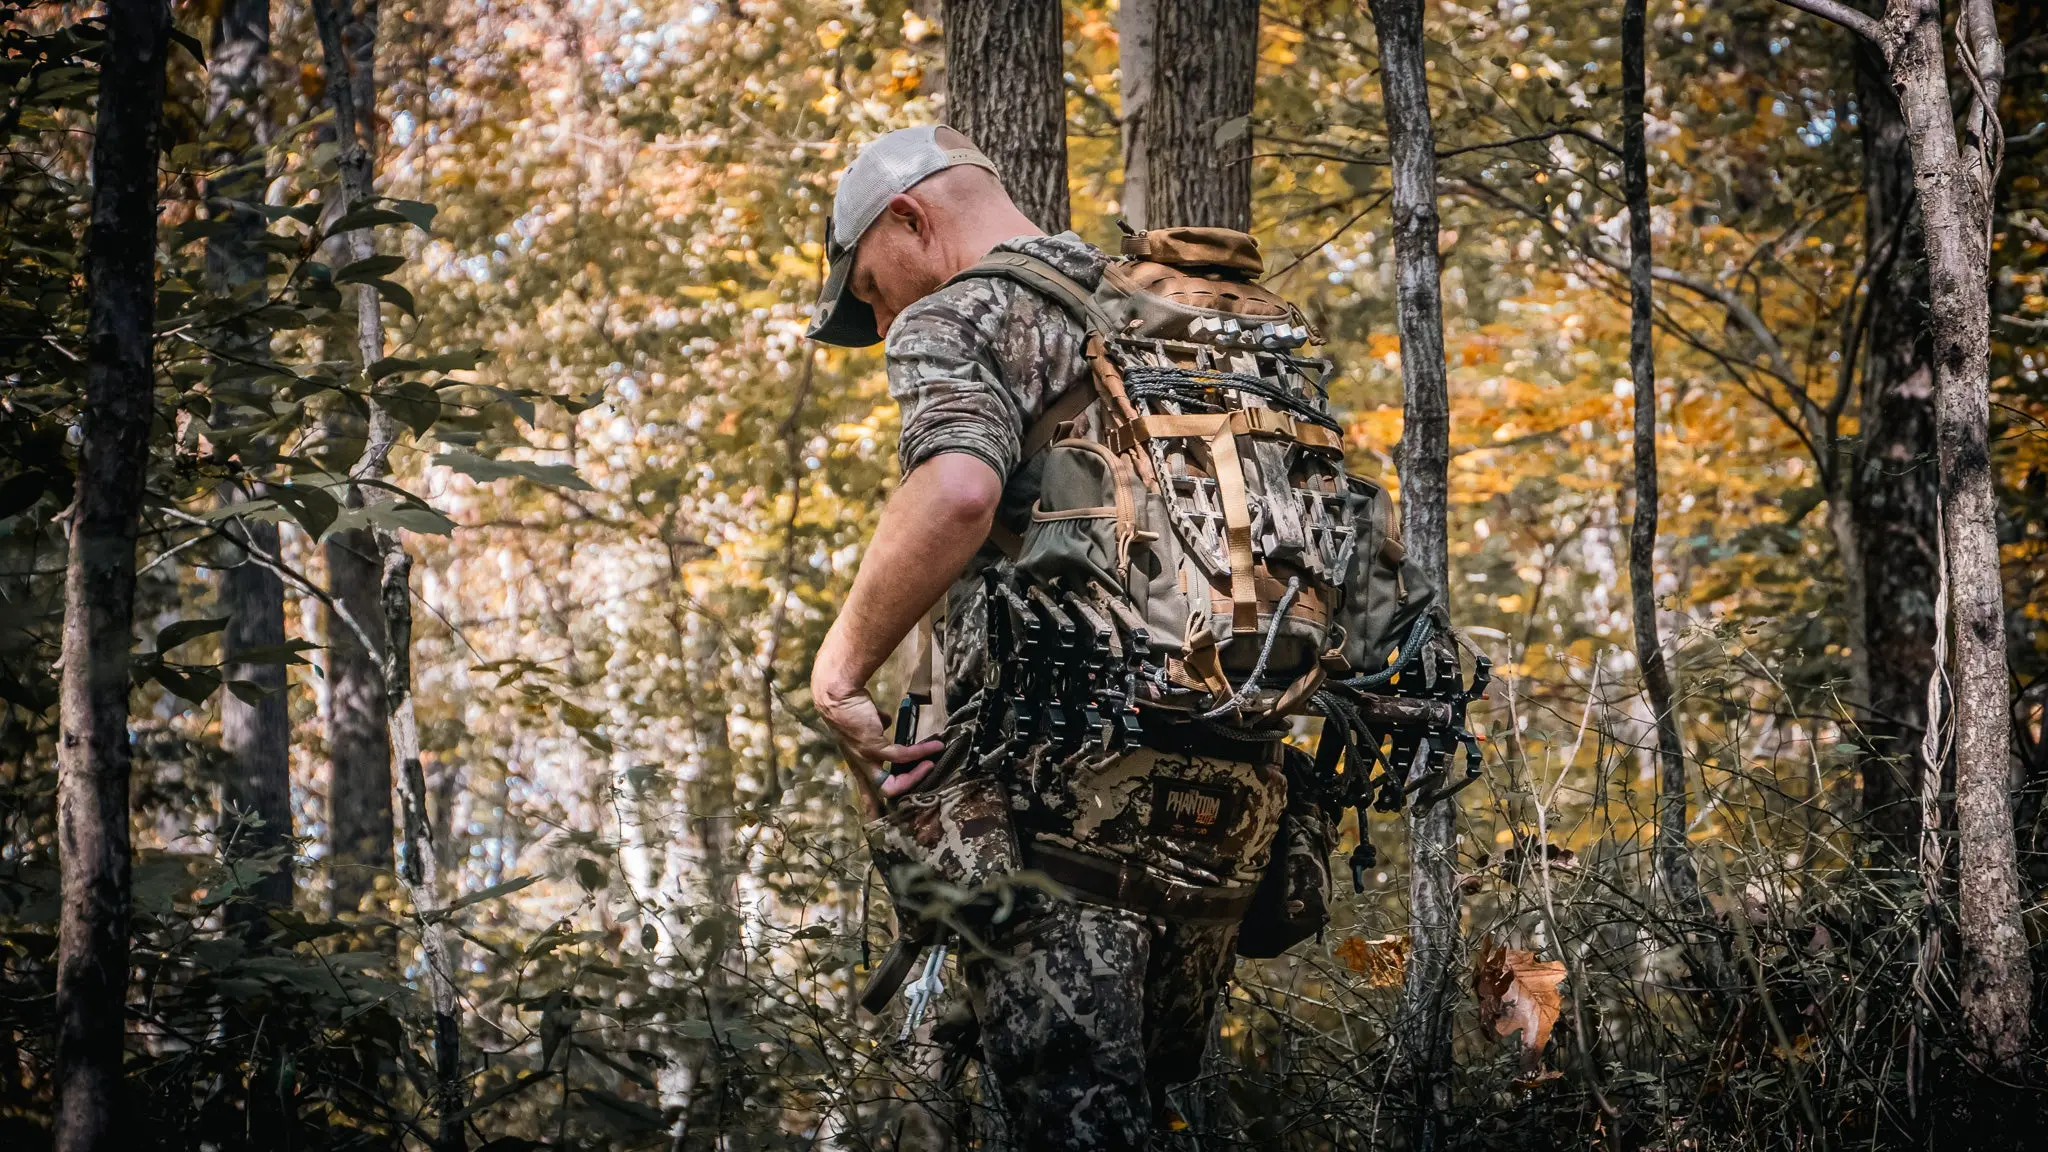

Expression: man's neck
xmin=946 ymin=213 xmax=1048 ymax=278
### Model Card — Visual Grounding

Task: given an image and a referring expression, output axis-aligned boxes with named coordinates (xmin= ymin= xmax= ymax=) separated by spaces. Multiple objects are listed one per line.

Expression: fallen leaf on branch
xmin=1475 ymin=937 xmax=1568 ymax=1073
xmin=1333 ymin=933 xmax=1408 ymax=986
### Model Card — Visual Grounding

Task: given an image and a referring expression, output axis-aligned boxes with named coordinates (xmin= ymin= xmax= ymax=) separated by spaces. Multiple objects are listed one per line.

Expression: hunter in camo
xmin=887 ymin=232 xmax=1289 ymax=1148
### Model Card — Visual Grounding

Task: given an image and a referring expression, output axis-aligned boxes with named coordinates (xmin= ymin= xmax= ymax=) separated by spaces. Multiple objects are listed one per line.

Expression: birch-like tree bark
xmin=311 ymin=0 xmax=467 ymax=1139
xmin=1136 ymin=0 xmax=1258 ymax=231
xmin=1776 ymin=0 xmax=2030 ymax=1068
xmin=55 ymin=2 xmax=171 ymax=1148
xmin=205 ymin=0 xmax=294 ymax=936
xmin=942 ymin=0 xmax=1069 ymax=232
xmin=1369 ymin=0 xmax=1456 ymax=1145
xmin=1621 ymin=0 xmax=1697 ymax=915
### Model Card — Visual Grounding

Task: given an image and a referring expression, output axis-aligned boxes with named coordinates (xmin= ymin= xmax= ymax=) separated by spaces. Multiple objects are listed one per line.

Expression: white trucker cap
xmin=807 ymin=125 xmax=999 ymax=347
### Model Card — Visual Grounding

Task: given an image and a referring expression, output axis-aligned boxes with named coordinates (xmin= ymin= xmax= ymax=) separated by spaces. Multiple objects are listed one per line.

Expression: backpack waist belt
xmin=1136 ymin=717 xmax=1282 ymax=763
xmin=1023 ymin=839 xmax=1257 ymax=925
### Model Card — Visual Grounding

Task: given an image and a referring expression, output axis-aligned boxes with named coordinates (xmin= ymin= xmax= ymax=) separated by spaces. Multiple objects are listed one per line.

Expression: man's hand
xmin=813 ymin=677 xmax=945 ymax=821
xmin=809 ymin=454 xmax=1002 ymax=821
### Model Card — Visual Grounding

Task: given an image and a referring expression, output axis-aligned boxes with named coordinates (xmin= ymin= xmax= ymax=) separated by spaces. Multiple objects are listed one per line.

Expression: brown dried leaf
xmin=1333 ymin=933 xmax=1408 ymax=987
xmin=1499 ymin=842 xmax=1578 ymax=877
xmin=1475 ymin=938 xmax=1568 ymax=1071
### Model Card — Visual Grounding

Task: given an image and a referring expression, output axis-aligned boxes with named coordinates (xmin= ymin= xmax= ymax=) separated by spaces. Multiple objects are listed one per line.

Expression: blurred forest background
xmin=4 ymin=0 xmax=2048 ymax=1148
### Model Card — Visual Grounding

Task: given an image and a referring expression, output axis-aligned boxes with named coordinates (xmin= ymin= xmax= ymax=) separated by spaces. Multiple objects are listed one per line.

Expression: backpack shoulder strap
xmin=948 ymin=251 xmax=1117 ymax=469
xmin=945 ymin=251 xmax=1117 ymax=336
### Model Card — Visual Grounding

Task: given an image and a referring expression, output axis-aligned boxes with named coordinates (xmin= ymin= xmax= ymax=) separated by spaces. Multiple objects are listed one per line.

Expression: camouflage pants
xmin=962 ymin=896 xmax=1238 ymax=1151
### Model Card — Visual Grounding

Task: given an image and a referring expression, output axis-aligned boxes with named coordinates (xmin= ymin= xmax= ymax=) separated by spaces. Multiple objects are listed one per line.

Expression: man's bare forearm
xmin=813 ymin=453 xmax=1003 ymax=699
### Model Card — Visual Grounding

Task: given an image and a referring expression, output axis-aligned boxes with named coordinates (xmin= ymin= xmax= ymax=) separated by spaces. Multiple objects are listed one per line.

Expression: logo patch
xmin=1147 ymin=779 xmax=1239 ymax=840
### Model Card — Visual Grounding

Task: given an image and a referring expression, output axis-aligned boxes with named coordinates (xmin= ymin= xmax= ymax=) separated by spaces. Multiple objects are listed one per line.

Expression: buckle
xmin=1114 ymin=859 xmax=1141 ymax=907
xmin=1234 ymin=408 xmax=1295 ymax=438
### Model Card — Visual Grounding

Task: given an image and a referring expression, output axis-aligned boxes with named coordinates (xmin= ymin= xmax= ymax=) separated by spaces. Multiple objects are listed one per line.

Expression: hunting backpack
xmin=955 ymin=226 xmax=1447 ymax=726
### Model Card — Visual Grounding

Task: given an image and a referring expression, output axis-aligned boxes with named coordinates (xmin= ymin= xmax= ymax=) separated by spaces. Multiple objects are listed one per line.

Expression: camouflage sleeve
xmin=886 ymin=282 xmax=1025 ymax=481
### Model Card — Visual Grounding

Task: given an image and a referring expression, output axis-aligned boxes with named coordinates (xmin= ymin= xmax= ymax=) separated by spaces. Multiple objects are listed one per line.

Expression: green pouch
xmin=1335 ymin=475 xmax=1436 ymax=676
xmin=1016 ymin=438 xmax=1135 ymax=592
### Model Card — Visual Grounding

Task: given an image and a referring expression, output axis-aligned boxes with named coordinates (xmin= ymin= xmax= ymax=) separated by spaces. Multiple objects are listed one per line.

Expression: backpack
xmin=954 ymin=226 xmax=1445 ymax=726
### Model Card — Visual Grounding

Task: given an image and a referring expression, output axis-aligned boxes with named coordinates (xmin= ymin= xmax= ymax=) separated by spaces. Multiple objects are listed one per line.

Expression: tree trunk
xmin=311 ymin=1 xmax=465 ymax=1138
xmin=942 ymin=0 xmax=1069 ymax=233
xmin=1137 ymin=0 xmax=1258 ymax=231
xmin=1116 ymin=0 xmax=1156 ymax=230
xmin=1622 ymin=0 xmax=1697 ymax=912
xmin=326 ymin=523 xmax=391 ymax=915
xmin=385 ymin=547 xmax=466 ymax=1152
xmin=1370 ymin=0 xmax=1455 ymax=1145
xmin=206 ymin=0 xmax=294 ymax=933
xmin=1780 ymin=0 xmax=2029 ymax=1068
xmin=1849 ymin=39 xmax=1937 ymax=852
xmin=1881 ymin=0 xmax=2028 ymax=1068
xmin=311 ymin=0 xmax=394 ymax=918
xmin=55 ymin=3 xmax=171 ymax=1149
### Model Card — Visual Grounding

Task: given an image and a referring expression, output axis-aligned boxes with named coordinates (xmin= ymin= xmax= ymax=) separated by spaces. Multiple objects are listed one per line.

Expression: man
xmin=807 ymin=125 xmax=1285 ymax=1149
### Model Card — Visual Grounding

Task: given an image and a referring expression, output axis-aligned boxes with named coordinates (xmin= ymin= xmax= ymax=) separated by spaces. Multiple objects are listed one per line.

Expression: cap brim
xmin=806 ymin=246 xmax=881 ymax=347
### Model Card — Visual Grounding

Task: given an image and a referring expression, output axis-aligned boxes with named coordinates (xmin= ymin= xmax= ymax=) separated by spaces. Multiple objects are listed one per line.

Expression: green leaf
xmin=268 ymin=483 xmax=341 ymax=540
xmin=155 ymin=616 xmax=229 ymax=654
xmin=150 ymin=663 xmax=222 ymax=703
xmin=333 ymin=254 xmax=407 ymax=284
xmin=574 ymin=1088 xmax=665 ymax=1136
xmin=369 ymin=278 xmax=417 ymax=317
xmin=328 ymin=207 xmax=414 ymax=234
xmin=443 ymin=874 xmax=542 ymax=916
xmin=169 ymin=28 xmax=204 ymax=65
xmin=329 ymin=501 xmax=458 ymax=537
xmin=366 ymin=356 xmax=424 ymax=381
xmin=224 ymin=679 xmax=272 ymax=706
xmin=260 ymin=202 xmax=324 ymax=226
xmin=433 ymin=449 xmax=594 ymax=492
xmin=374 ymin=380 xmax=444 ymax=436
xmin=386 ymin=199 xmax=438 ymax=231
xmin=414 ymin=348 xmax=485 ymax=373
xmin=225 ymin=640 xmax=320 ymax=667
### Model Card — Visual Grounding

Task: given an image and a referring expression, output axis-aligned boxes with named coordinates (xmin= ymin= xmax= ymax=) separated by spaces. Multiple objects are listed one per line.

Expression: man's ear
xmin=885 ymin=192 xmax=923 ymax=235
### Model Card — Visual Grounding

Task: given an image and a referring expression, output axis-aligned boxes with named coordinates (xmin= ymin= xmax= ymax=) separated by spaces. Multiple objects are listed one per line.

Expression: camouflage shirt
xmin=887 ymin=232 xmax=1108 ymax=700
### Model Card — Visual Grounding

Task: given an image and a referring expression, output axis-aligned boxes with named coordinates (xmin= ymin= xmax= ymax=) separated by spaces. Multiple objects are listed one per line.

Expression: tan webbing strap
xmin=1113 ymin=409 xmax=1341 ymax=456
xmin=1102 ymin=412 xmax=1257 ymax=633
xmin=1023 ymin=383 xmax=1097 ymax=461
xmin=1228 ymin=408 xmax=1345 ymax=454
xmin=1206 ymin=428 xmax=1260 ymax=634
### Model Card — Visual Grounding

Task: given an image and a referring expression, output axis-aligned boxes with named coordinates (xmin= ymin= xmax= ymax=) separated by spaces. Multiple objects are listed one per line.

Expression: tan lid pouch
xmin=1120 ymin=226 xmax=1264 ymax=277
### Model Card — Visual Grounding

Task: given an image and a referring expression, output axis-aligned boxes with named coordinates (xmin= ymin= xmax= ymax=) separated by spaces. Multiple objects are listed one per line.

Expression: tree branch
xmin=1774 ymin=0 xmax=1885 ymax=44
